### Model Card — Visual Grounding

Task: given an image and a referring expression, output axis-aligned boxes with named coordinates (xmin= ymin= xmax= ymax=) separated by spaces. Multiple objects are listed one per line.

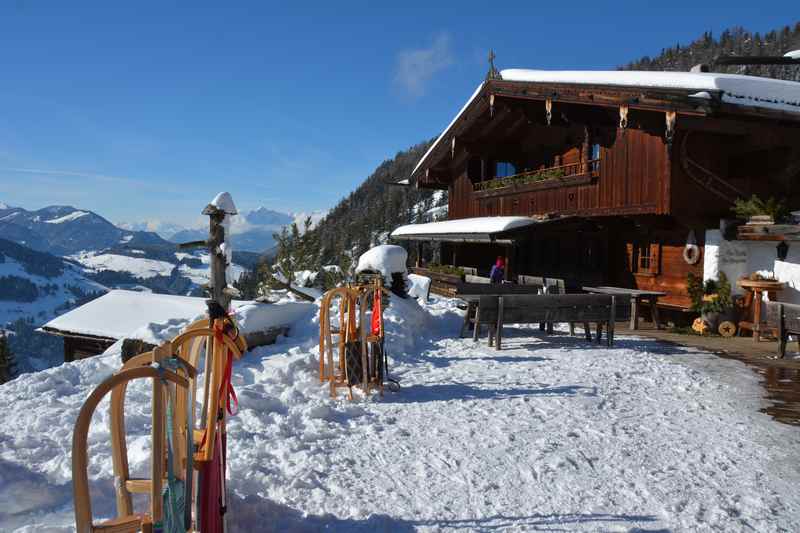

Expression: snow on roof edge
xmin=391 ymin=216 xmax=537 ymax=237
xmin=500 ymin=69 xmax=800 ymax=115
xmin=410 ymin=69 xmax=800 ymax=181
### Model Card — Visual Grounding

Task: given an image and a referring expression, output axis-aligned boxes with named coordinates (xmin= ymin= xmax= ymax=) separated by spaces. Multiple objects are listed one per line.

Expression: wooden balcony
xmin=474 ymin=159 xmax=600 ymax=199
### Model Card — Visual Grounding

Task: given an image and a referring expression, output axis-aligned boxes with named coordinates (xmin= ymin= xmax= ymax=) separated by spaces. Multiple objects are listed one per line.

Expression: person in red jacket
xmin=489 ymin=256 xmax=505 ymax=284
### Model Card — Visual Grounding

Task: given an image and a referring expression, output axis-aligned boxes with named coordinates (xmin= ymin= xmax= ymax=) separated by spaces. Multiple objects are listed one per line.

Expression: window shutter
xmin=649 ymin=242 xmax=661 ymax=275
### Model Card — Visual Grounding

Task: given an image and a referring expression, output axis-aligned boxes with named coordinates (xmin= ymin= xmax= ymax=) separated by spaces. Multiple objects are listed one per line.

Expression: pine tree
xmin=0 ymin=331 xmax=16 ymax=384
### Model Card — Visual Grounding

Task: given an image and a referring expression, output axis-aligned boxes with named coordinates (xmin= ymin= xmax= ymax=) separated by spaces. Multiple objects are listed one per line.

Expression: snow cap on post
xmin=207 ymin=191 xmax=238 ymax=215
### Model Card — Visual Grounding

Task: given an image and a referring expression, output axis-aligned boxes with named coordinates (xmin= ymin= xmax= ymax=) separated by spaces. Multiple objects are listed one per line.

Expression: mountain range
xmin=119 ymin=207 xmax=326 ymax=253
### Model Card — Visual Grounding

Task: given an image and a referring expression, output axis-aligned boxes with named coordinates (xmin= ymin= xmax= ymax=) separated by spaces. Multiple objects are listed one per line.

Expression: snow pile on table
xmin=2 ymin=295 xmax=800 ymax=531
xmin=355 ymin=245 xmax=408 ymax=284
xmin=407 ymin=273 xmax=431 ymax=301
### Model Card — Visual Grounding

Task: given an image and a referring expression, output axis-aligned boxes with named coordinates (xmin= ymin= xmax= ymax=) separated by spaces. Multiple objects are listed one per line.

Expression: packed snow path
xmin=1 ymin=296 xmax=799 ymax=531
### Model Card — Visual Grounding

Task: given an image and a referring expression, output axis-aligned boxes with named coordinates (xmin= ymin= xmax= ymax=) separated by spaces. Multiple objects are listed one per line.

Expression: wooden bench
xmin=475 ymin=293 xmax=631 ymax=350
xmin=767 ymin=301 xmax=800 ymax=358
xmin=455 ymin=282 xmax=542 ymax=337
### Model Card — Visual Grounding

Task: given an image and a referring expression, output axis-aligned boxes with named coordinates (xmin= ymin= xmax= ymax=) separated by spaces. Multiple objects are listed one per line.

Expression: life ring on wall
xmin=683 ymin=229 xmax=701 ymax=265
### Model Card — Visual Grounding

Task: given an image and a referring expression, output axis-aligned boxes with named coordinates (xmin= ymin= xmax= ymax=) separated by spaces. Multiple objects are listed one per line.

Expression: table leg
xmin=753 ymin=289 xmax=763 ymax=342
xmin=472 ymin=305 xmax=481 ymax=342
xmin=650 ymin=297 xmax=662 ymax=330
xmin=460 ymin=301 xmax=475 ymax=338
xmin=630 ymin=298 xmax=639 ymax=330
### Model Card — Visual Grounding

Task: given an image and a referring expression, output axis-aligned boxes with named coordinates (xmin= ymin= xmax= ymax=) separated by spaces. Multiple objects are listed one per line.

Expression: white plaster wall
xmin=703 ymin=229 xmax=748 ymax=294
xmin=705 ymin=227 xmax=800 ymax=306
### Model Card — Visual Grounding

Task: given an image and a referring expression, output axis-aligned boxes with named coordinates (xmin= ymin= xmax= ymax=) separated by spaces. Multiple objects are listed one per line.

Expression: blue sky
xmin=0 ymin=1 xmax=794 ymax=227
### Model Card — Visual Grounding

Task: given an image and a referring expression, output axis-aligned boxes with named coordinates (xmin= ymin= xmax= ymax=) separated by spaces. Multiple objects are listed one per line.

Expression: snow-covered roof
xmin=500 ymin=69 xmax=800 ymax=114
xmin=391 ymin=216 xmax=538 ymax=243
xmin=411 ymin=69 xmax=800 ymax=179
xmin=41 ymin=289 xmax=312 ymax=342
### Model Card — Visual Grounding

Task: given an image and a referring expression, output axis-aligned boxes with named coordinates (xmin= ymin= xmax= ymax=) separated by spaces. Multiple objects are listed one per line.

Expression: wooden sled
xmin=76 ymin=316 xmax=245 ymax=532
xmin=73 ymin=365 xmax=190 ymax=532
xmin=319 ymin=279 xmax=387 ymax=400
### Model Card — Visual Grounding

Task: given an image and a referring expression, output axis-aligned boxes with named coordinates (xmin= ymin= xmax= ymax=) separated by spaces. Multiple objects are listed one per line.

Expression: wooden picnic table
xmin=455 ymin=283 xmax=543 ymax=337
xmin=582 ymin=286 xmax=667 ymax=330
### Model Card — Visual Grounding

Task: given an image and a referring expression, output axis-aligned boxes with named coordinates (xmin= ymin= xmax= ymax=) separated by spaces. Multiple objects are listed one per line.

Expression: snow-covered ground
xmin=1 ymin=296 xmax=799 ymax=531
xmin=69 ymin=252 xmax=176 ymax=279
xmin=0 ymin=256 xmax=106 ymax=327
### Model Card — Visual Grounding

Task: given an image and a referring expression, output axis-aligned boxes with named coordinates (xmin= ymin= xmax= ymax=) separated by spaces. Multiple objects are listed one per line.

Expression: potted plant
xmin=687 ymin=272 xmax=734 ymax=333
xmin=732 ymin=195 xmax=790 ymax=225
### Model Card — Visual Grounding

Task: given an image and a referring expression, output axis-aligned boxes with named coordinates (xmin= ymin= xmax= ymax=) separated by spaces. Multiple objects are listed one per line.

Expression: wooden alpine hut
xmin=392 ymin=62 xmax=800 ymax=316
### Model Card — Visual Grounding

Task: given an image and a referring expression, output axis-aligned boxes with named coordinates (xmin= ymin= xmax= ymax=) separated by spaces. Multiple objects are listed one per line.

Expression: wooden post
xmin=630 ymin=297 xmax=639 ymax=330
xmin=472 ymin=304 xmax=481 ymax=342
xmin=650 ymin=297 xmax=662 ymax=330
xmin=504 ymin=245 xmax=511 ymax=281
xmin=778 ymin=303 xmax=786 ymax=358
xmin=416 ymin=241 xmax=423 ymax=268
xmin=582 ymin=125 xmax=590 ymax=174
xmin=608 ymin=295 xmax=616 ymax=347
xmin=495 ymin=296 xmax=504 ymax=350
xmin=64 ymin=337 xmax=75 ymax=363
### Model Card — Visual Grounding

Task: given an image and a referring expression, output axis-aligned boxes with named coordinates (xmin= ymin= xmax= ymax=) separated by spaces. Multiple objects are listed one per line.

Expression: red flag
xmin=371 ymin=288 xmax=382 ymax=336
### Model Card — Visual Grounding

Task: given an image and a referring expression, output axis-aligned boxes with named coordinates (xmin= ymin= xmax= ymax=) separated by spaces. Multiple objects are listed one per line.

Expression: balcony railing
xmin=473 ymin=159 xmax=600 ymax=193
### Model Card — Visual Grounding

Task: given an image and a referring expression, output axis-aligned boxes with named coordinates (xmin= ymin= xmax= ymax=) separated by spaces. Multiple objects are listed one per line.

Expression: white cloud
xmin=394 ymin=32 xmax=454 ymax=98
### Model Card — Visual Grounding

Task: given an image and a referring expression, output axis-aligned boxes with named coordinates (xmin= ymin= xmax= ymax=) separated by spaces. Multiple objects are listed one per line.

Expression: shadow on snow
xmin=228 ymin=493 xmax=663 ymax=532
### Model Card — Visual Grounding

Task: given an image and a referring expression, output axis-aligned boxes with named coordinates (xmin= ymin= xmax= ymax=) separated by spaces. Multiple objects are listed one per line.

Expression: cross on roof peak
xmin=486 ymin=49 xmax=501 ymax=80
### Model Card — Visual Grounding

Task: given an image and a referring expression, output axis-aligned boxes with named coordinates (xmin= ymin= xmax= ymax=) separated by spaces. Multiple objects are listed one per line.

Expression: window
xmin=631 ymin=240 xmax=660 ymax=276
xmin=590 ymin=143 xmax=601 ymax=173
xmin=495 ymin=161 xmax=516 ymax=178
xmin=637 ymin=243 xmax=652 ymax=271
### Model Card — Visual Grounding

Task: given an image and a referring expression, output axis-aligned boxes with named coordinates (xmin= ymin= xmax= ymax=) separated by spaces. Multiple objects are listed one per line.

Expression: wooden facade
xmin=406 ymin=76 xmax=800 ymax=311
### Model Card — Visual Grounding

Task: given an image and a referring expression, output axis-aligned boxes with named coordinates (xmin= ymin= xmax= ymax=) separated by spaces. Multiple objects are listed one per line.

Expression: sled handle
xmin=73 ymin=366 xmax=188 ymax=532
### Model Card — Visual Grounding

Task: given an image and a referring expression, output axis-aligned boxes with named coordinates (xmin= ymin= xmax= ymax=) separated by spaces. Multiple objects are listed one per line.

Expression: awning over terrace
xmin=390 ymin=216 xmax=570 ymax=244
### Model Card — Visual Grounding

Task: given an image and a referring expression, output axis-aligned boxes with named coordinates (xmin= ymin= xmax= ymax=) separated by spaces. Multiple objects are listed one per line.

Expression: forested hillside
xmin=309 ymin=140 xmax=443 ymax=264
xmin=623 ymin=23 xmax=800 ymax=81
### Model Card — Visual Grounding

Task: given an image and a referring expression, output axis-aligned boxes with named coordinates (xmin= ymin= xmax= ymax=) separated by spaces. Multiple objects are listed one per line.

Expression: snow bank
xmin=3 ymin=295 xmax=800 ymax=531
xmin=355 ymin=245 xmax=408 ymax=284
xmin=233 ymin=302 xmax=315 ymax=336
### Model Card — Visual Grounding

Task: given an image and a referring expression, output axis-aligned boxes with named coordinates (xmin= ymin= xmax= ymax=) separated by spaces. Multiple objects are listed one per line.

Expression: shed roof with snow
xmin=391 ymin=216 xmax=566 ymax=243
xmin=41 ymin=289 xmax=313 ymax=343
